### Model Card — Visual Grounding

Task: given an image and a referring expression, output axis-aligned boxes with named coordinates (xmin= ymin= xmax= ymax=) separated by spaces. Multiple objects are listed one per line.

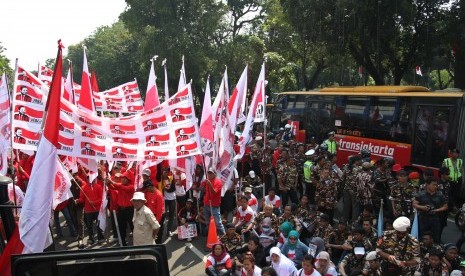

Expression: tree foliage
xmin=63 ymin=0 xmax=464 ymax=96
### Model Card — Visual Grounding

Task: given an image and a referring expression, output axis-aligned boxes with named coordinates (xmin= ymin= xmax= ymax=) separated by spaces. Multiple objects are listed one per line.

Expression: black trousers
xmin=117 ymin=207 xmax=134 ymax=246
xmin=84 ymin=211 xmax=104 ymax=241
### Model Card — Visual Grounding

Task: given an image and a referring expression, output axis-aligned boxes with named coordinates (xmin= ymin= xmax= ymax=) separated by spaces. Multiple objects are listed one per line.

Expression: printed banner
xmin=12 ymin=66 xmax=201 ymax=161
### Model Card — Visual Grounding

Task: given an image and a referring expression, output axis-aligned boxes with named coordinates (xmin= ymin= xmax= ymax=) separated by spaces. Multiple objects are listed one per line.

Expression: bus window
xmin=304 ymin=96 xmax=334 ymax=142
xmin=368 ymin=97 xmax=411 ymax=143
xmin=335 ymin=96 xmax=368 ymax=136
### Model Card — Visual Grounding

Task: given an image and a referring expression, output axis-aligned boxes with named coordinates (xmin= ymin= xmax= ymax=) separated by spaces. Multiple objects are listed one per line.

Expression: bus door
xmin=412 ymin=104 xmax=455 ymax=167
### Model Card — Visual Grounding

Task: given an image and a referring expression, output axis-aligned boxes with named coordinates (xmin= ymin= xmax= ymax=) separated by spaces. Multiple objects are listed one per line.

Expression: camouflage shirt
xmin=420 ymin=242 xmax=444 ymax=260
xmin=294 ymin=152 xmax=306 ymax=176
xmin=340 ymin=253 xmax=366 ymax=274
xmin=220 ymin=232 xmax=243 ymax=253
xmin=356 ymin=169 xmax=374 ymax=205
xmin=314 ymin=223 xmax=334 ymax=241
xmin=342 ymin=165 xmax=361 ymax=194
xmin=414 ymin=260 xmax=448 ymax=276
xmin=261 ymin=153 xmax=272 ymax=176
xmin=389 ymin=181 xmax=416 ymax=218
xmin=315 ymin=177 xmax=338 ymax=210
xmin=277 ymin=162 xmax=298 ymax=190
xmin=377 ymin=230 xmax=420 ymax=273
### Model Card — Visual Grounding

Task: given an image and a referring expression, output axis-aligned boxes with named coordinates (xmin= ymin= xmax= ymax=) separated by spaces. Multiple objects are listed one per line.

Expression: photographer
xmin=413 ymin=177 xmax=448 ymax=243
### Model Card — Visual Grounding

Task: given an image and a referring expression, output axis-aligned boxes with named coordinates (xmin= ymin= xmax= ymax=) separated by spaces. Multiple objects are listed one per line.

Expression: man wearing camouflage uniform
xmin=277 ymin=156 xmax=298 ymax=205
xmin=342 ymin=155 xmax=363 ymax=224
xmin=377 ymin=216 xmax=420 ymax=276
xmin=315 ymin=167 xmax=338 ymax=223
xmin=389 ymin=170 xmax=415 ymax=219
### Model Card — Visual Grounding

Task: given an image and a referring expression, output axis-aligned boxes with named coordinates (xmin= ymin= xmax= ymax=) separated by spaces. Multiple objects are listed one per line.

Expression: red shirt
xmin=202 ymin=177 xmax=222 ymax=207
xmin=111 ymin=182 xmax=134 ymax=208
xmin=143 ymin=188 xmax=164 ymax=221
xmin=77 ymin=182 xmax=103 ymax=213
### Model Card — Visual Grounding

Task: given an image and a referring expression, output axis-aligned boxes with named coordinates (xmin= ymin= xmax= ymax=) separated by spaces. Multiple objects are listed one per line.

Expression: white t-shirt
xmin=163 ymin=179 xmax=176 ymax=200
xmin=296 ymin=268 xmax=322 ymax=276
xmin=174 ymin=173 xmax=187 ymax=196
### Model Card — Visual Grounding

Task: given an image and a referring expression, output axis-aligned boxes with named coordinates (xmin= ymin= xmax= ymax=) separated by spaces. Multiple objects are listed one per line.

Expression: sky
xmin=0 ymin=0 xmax=127 ymax=70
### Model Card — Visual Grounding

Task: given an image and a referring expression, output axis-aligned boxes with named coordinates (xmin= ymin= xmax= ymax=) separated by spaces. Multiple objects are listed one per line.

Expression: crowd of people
xmin=4 ymin=124 xmax=465 ymax=275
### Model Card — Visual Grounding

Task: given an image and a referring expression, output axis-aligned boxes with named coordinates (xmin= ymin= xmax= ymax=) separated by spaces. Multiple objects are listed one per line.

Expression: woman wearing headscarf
xmin=258 ymin=217 xmax=276 ymax=251
xmin=206 ymin=242 xmax=233 ymax=276
xmin=308 ymin=237 xmax=326 ymax=258
xmin=281 ymin=230 xmax=310 ymax=269
xmin=277 ymin=221 xmax=293 ymax=248
xmin=314 ymin=251 xmax=337 ymax=276
xmin=269 ymin=246 xmax=298 ymax=275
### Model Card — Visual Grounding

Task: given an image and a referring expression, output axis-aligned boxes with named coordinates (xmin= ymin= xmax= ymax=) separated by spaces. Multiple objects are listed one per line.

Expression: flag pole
xmin=262 ymin=57 xmax=268 ymax=199
xmin=7 ymin=60 xmax=18 ymax=211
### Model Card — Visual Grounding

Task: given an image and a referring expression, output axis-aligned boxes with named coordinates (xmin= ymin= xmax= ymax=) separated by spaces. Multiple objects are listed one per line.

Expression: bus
xmin=272 ymin=86 xmax=465 ymax=169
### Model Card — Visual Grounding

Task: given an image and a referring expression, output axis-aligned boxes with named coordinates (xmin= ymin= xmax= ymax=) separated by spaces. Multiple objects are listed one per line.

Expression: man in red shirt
xmin=74 ymin=175 xmax=104 ymax=245
xmin=108 ymin=171 xmax=134 ymax=246
xmin=202 ymin=168 xmax=225 ymax=236
xmin=139 ymin=169 xmax=165 ymax=244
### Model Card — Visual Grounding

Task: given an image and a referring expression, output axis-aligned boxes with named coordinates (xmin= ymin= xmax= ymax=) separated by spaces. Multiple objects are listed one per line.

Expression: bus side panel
xmin=335 ymin=134 xmax=412 ymax=167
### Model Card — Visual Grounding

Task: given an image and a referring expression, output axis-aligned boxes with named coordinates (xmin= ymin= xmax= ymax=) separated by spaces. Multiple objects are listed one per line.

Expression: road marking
xmin=186 ymin=242 xmax=207 ymax=263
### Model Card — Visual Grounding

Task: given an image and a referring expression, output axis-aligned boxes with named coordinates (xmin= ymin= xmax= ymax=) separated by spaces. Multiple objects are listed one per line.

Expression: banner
xmin=12 ymin=66 xmax=202 ymax=161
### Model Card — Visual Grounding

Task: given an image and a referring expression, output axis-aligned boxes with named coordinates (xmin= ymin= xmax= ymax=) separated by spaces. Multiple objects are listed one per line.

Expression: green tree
xmin=338 ymin=0 xmax=448 ymax=85
xmin=0 ymin=43 xmax=13 ymax=79
xmin=66 ymin=21 xmax=137 ymax=90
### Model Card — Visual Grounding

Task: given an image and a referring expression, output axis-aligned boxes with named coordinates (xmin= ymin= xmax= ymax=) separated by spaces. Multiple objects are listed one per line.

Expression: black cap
xmin=142 ymin=180 xmax=154 ymax=189
xmin=226 ymin=223 xmax=235 ymax=229
xmin=451 ymin=148 xmax=460 ymax=154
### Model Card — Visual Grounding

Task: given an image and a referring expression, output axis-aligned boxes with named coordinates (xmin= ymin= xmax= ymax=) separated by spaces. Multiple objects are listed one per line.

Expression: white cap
xmin=393 ymin=216 xmax=410 ymax=232
xmin=131 ymin=192 xmax=146 ymax=201
xmin=305 ymin=149 xmax=315 ymax=156
xmin=244 ymin=187 xmax=253 ymax=193
xmin=450 ymin=271 xmax=462 ymax=276
xmin=142 ymin=168 xmax=151 ymax=176
xmin=285 ymin=124 xmax=291 ymax=129
xmin=255 ymin=136 xmax=263 ymax=141
xmin=354 ymin=247 xmax=365 ymax=255
xmin=365 ymin=251 xmax=378 ymax=261
xmin=249 ymin=171 xmax=256 ymax=178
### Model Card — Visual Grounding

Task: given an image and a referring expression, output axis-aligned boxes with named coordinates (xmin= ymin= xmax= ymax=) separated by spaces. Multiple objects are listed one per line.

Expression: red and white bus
xmin=272 ymin=86 xmax=465 ymax=169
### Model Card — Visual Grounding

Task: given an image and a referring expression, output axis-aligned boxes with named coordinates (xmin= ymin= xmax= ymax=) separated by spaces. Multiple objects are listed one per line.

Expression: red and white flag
xmin=53 ymin=159 xmax=73 ymax=209
xmin=64 ymin=61 xmax=76 ymax=103
xmin=0 ymin=72 xmax=10 ymax=175
xmin=415 ymin=66 xmax=422 ymax=76
xmin=38 ymin=64 xmax=54 ymax=86
xmin=76 ymin=47 xmax=98 ymax=182
xmin=19 ymin=40 xmax=64 ymax=254
xmin=214 ymin=70 xmax=236 ymax=193
xmin=199 ymin=77 xmax=214 ymax=168
xmin=91 ymin=71 xmax=100 ymax=92
xmin=228 ymin=65 xmax=248 ymax=129
xmin=144 ymin=57 xmax=160 ymax=111
xmin=98 ymin=181 xmax=108 ymax=231
xmin=235 ymin=63 xmax=265 ymax=160
xmin=78 ymin=47 xmax=95 ymax=112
